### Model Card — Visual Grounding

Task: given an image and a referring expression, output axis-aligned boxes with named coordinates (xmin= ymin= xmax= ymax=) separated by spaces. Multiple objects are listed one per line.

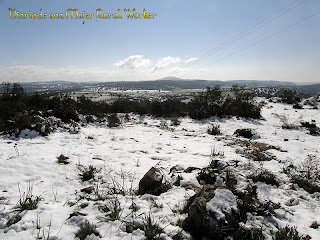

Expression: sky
xmin=0 ymin=0 xmax=319 ymax=83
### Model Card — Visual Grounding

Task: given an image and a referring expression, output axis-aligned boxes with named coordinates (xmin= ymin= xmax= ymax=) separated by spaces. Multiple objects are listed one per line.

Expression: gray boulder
xmin=138 ymin=167 xmax=163 ymax=194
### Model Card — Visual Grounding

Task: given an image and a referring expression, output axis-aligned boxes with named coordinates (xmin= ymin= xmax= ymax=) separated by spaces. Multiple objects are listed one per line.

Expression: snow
xmin=0 ymin=98 xmax=320 ymax=239
xmin=206 ymin=188 xmax=237 ymax=220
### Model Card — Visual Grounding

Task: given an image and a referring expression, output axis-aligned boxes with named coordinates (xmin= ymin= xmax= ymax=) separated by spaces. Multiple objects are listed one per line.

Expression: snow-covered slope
xmin=0 ymin=98 xmax=319 ymax=239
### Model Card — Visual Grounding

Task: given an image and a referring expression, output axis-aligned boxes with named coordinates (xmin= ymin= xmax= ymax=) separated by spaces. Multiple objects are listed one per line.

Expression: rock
xmin=310 ymin=221 xmax=320 ymax=229
xmin=209 ymin=160 xmax=220 ymax=169
xmin=184 ymin=184 xmax=201 ymax=194
xmin=182 ymin=185 xmax=239 ymax=240
xmin=80 ymin=203 xmax=89 ymax=209
xmin=184 ymin=167 xmax=200 ymax=173
xmin=170 ymin=165 xmax=184 ymax=173
xmin=80 ymin=186 xmax=95 ymax=194
xmin=138 ymin=167 xmax=163 ymax=194
xmin=197 ymin=169 xmax=218 ymax=185
xmin=68 ymin=211 xmax=87 ymax=219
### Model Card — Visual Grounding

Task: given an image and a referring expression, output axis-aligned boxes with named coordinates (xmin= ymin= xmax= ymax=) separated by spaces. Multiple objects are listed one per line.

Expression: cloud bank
xmin=0 ymin=55 xmax=318 ymax=83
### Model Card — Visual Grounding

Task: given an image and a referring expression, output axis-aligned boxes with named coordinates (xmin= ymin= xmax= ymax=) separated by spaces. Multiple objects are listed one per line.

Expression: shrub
xmin=282 ymin=123 xmax=299 ymax=130
xmin=233 ymin=226 xmax=265 ymax=240
xmin=301 ymin=121 xmax=319 ymax=135
xmin=107 ymin=114 xmax=121 ymax=128
xmin=197 ymin=168 xmax=217 ymax=185
xmin=234 ymin=128 xmax=254 ymax=138
xmin=293 ymin=103 xmax=303 ymax=109
xmin=159 ymin=120 xmax=169 ymax=130
xmin=143 ymin=214 xmax=163 ymax=240
xmin=272 ymin=226 xmax=304 ymax=240
xmin=106 ymin=199 xmax=122 ymax=221
xmin=235 ymin=184 xmax=258 ymax=222
xmin=249 ymin=169 xmax=280 ymax=186
xmin=256 ymin=200 xmax=281 ymax=217
xmin=56 ymin=154 xmax=69 ymax=164
xmin=244 ymin=148 xmax=273 ymax=162
xmin=291 ymin=155 xmax=320 ymax=193
xmin=86 ymin=115 xmax=94 ymax=123
xmin=225 ymin=172 xmax=238 ymax=190
xmin=279 ymin=89 xmax=301 ymax=104
xmin=189 ymin=86 xmax=261 ymax=119
xmin=207 ymin=124 xmax=221 ymax=135
xmin=51 ymin=94 xmax=79 ymax=123
xmin=171 ymin=118 xmax=181 ymax=126
xmin=75 ymin=221 xmax=100 ymax=240
xmin=78 ymin=165 xmax=100 ymax=181
xmin=210 ymin=145 xmax=224 ymax=157
xmin=16 ymin=184 xmax=42 ymax=211
xmin=6 ymin=213 xmax=22 ymax=227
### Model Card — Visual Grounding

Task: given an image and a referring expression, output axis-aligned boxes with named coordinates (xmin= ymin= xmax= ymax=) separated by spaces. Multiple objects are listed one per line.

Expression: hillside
xmin=0 ymin=98 xmax=320 ymax=239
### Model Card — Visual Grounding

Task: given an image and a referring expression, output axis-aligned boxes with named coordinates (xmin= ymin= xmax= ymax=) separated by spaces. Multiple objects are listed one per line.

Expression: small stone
xmin=81 ymin=186 xmax=95 ymax=194
xmin=80 ymin=203 xmax=89 ymax=209
xmin=184 ymin=167 xmax=200 ymax=173
xmin=184 ymin=184 xmax=201 ymax=194
xmin=68 ymin=211 xmax=87 ymax=219
xmin=138 ymin=167 xmax=163 ymax=194
xmin=310 ymin=221 xmax=320 ymax=229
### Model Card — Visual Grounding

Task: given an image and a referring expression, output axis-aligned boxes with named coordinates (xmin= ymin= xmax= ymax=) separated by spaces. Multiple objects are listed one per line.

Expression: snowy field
xmin=0 ymin=98 xmax=320 ymax=240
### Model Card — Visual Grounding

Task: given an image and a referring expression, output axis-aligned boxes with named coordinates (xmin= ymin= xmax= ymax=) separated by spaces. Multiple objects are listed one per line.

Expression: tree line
xmin=0 ymin=83 xmax=261 ymax=136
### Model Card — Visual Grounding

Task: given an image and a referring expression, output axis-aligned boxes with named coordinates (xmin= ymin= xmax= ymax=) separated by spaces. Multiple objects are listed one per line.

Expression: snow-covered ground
xmin=0 ymin=98 xmax=319 ymax=239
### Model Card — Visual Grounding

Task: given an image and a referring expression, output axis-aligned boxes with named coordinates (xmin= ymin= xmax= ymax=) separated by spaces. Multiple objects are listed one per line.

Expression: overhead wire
xmin=181 ymin=8 xmax=320 ymax=79
xmin=168 ymin=0 xmax=305 ymax=76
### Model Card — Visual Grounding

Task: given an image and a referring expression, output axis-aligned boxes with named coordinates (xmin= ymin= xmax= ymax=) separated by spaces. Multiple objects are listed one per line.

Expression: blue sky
xmin=0 ymin=0 xmax=319 ymax=82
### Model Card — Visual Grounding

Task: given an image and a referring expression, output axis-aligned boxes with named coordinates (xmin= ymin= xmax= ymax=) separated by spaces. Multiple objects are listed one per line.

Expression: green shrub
xmin=282 ymin=123 xmax=299 ymax=130
xmin=6 ymin=213 xmax=22 ymax=227
xmin=233 ymin=226 xmax=265 ymax=240
xmin=234 ymin=128 xmax=254 ymax=138
xmin=56 ymin=154 xmax=70 ymax=164
xmin=106 ymin=199 xmax=122 ymax=221
xmin=159 ymin=120 xmax=169 ymax=130
xmin=293 ymin=103 xmax=303 ymax=109
xmin=225 ymin=172 xmax=237 ymax=190
xmin=16 ymin=184 xmax=42 ymax=211
xmin=143 ymin=214 xmax=163 ymax=240
xmin=249 ymin=169 xmax=280 ymax=186
xmin=291 ymin=155 xmax=320 ymax=193
xmin=75 ymin=221 xmax=100 ymax=240
xmin=235 ymin=185 xmax=258 ymax=222
xmin=301 ymin=121 xmax=319 ymax=135
xmin=107 ymin=114 xmax=121 ymax=128
xmin=207 ymin=124 xmax=221 ymax=135
xmin=256 ymin=200 xmax=281 ymax=217
xmin=279 ymin=89 xmax=301 ymax=104
xmin=171 ymin=118 xmax=181 ymax=126
xmin=189 ymin=86 xmax=261 ymax=119
xmin=78 ymin=165 xmax=100 ymax=181
xmin=86 ymin=115 xmax=94 ymax=123
xmin=272 ymin=226 xmax=303 ymax=240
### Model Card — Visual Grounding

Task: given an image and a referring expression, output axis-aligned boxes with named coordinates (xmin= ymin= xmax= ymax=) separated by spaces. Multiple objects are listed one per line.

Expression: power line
xmin=170 ymin=0 xmax=305 ymax=74
xmin=181 ymin=8 xmax=320 ymax=79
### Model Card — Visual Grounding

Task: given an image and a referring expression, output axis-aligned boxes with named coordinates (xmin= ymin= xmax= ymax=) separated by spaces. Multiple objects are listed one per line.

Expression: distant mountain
xmin=159 ymin=76 xmax=183 ymax=81
xmin=13 ymin=78 xmax=320 ymax=96
xmin=293 ymin=83 xmax=320 ymax=96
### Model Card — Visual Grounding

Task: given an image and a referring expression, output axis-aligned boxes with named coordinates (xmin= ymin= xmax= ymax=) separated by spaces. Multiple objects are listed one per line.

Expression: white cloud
xmin=0 ymin=65 xmax=124 ymax=82
xmin=3 ymin=56 xmax=313 ymax=83
xmin=151 ymin=56 xmax=182 ymax=73
xmin=114 ymin=55 xmax=150 ymax=69
xmin=157 ymin=56 xmax=181 ymax=67
xmin=186 ymin=57 xmax=198 ymax=63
